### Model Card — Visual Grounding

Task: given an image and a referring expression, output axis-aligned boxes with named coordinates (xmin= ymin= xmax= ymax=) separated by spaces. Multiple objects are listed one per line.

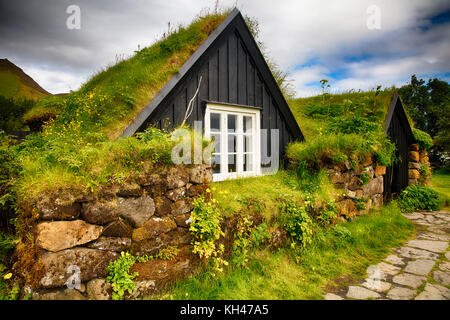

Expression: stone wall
xmin=326 ymin=155 xmax=385 ymax=220
xmin=13 ymin=164 xmax=212 ymax=300
xmin=408 ymin=144 xmax=431 ymax=187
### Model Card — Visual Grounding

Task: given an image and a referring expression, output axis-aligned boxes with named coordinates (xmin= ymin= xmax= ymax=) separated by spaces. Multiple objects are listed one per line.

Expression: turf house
xmin=122 ymin=8 xmax=304 ymax=181
xmin=0 ymin=5 xmax=441 ymax=302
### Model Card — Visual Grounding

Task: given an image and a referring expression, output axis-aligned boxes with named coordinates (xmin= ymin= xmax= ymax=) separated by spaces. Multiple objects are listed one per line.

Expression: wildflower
xmin=206 ymin=188 xmax=211 ymax=193
xmin=3 ymin=273 xmax=12 ymax=280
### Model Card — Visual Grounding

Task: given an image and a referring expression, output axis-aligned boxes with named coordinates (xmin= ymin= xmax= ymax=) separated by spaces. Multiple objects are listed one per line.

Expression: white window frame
xmin=205 ymin=103 xmax=261 ymax=182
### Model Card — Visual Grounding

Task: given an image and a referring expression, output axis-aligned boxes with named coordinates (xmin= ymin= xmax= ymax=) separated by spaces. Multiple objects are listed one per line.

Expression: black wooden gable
xmin=121 ymin=8 xmax=304 ymax=148
xmin=383 ymin=92 xmax=415 ymax=201
xmin=384 ymin=92 xmax=414 ymax=143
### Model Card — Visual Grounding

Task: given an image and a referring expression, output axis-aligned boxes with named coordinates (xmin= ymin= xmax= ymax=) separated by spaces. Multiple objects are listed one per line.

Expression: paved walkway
xmin=325 ymin=210 xmax=450 ymax=300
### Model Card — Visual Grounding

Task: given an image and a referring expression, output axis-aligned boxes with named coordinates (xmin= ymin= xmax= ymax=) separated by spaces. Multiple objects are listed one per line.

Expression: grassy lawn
xmin=432 ymin=168 xmax=450 ymax=209
xmin=156 ymin=191 xmax=414 ymax=300
xmin=210 ymin=169 xmax=338 ymax=220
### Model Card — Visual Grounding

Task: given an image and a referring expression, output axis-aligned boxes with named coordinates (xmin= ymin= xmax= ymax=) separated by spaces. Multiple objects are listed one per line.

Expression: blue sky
xmin=0 ymin=0 xmax=449 ymax=97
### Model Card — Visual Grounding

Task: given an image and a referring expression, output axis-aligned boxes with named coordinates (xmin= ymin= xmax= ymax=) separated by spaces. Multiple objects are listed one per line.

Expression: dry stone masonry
xmin=408 ymin=143 xmax=431 ymax=186
xmin=14 ymin=164 xmax=212 ymax=300
xmin=326 ymin=155 xmax=385 ymax=220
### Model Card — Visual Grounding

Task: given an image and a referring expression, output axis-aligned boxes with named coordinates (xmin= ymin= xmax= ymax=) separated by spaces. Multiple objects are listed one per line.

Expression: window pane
xmin=211 ymin=133 xmax=220 ymax=153
xmin=228 ymin=134 xmax=236 ymax=153
xmin=228 ymin=154 xmax=236 ymax=173
xmin=212 ymin=154 xmax=221 ymax=174
xmin=244 ymin=135 xmax=252 ymax=153
xmin=244 ymin=153 xmax=253 ymax=172
xmin=243 ymin=116 xmax=252 ymax=133
xmin=228 ymin=114 xmax=236 ymax=133
xmin=210 ymin=113 xmax=220 ymax=132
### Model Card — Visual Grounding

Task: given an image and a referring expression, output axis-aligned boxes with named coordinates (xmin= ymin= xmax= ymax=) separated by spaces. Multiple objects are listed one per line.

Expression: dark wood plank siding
xmin=208 ymin=50 xmax=219 ymax=101
xmin=140 ymin=24 xmax=297 ymax=161
xmin=228 ymin=33 xmax=238 ymax=104
xmin=384 ymin=103 xmax=410 ymax=201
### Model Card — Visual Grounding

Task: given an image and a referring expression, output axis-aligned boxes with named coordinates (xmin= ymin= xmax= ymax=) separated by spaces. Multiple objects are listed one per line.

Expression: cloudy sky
xmin=0 ymin=0 xmax=449 ymax=97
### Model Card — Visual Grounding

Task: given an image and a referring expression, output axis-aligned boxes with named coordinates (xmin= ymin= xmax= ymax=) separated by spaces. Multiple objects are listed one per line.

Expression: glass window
xmin=228 ymin=114 xmax=236 ymax=133
xmin=210 ymin=113 xmax=220 ymax=132
xmin=206 ymin=105 xmax=260 ymax=181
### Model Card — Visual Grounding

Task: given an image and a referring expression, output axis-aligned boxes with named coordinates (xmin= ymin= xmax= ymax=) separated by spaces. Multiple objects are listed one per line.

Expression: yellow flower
xmin=206 ymin=188 xmax=211 ymax=193
xmin=3 ymin=273 xmax=12 ymax=280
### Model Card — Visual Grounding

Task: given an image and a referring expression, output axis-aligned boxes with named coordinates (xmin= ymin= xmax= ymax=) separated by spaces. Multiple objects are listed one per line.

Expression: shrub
xmin=419 ymin=164 xmax=431 ymax=186
xmin=279 ymin=201 xmax=313 ymax=250
xmin=397 ymin=185 xmax=440 ymax=212
xmin=231 ymin=217 xmax=270 ymax=267
xmin=317 ymin=202 xmax=338 ymax=225
xmin=412 ymin=128 xmax=433 ymax=151
xmin=189 ymin=196 xmax=227 ymax=276
xmin=0 ymin=132 xmax=20 ymax=232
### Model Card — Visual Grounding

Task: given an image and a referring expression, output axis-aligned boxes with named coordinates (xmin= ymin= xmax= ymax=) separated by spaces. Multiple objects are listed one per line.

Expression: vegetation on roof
xmin=24 ymin=10 xmax=229 ymax=140
xmin=286 ymin=87 xmax=399 ymax=170
xmin=8 ymin=6 xmax=299 ymax=203
xmin=6 ymin=8 xmax=233 ymax=202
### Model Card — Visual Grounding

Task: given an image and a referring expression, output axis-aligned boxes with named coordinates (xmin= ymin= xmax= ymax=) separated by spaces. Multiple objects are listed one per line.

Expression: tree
xmin=398 ymin=75 xmax=450 ymax=161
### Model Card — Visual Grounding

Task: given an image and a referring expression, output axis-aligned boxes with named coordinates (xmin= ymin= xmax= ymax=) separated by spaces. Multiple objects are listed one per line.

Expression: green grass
xmin=0 ymin=72 xmax=19 ymax=98
xmin=432 ymin=168 xmax=450 ymax=209
xmin=285 ymin=89 xmax=400 ymax=172
xmin=287 ymin=89 xmax=396 ymax=140
xmin=157 ymin=203 xmax=414 ymax=300
xmin=10 ymin=10 xmax=230 ymax=201
xmin=24 ymin=11 xmax=229 ymax=141
xmin=211 ymin=169 xmax=338 ymax=220
xmin=0 ymin=71 xmax=48 ymax=100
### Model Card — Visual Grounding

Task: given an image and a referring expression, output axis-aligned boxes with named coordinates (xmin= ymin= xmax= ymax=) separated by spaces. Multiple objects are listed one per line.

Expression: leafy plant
xmin=189 ymin=196 xmax=227 ymax=276
xmin=412 ymin=128 xmax=433 ymax=151
xmin=419 ymin=164 xmax=431 ymax=186
xmin=317 ymin=202 xmax=338 ymax=225
xmin=353 ymin=198 xmax=368 ymax=211
xmin=397 ymin=185 xmax=440 ymax=212
xmin=106 ymin=251 xmax=138 ymax=300
xmin=231 ymin=216 xmax=270 ymax=267
xmin=359 ymin=173 xmax=371 ymax=186
xmin=279 ymin=200 xmax=313 ymax=250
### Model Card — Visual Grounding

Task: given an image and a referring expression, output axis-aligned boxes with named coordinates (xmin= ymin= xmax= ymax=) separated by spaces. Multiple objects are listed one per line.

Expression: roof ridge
xmin=121 ymin=8 xmax=241 ymax=137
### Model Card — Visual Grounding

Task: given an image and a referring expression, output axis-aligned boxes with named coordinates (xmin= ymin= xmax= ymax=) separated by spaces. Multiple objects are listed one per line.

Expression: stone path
xmin=325 ymin=210 xmax=450 ymax=300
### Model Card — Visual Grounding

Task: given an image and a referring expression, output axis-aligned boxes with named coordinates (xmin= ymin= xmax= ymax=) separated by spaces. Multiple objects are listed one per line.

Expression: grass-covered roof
xmin=288 ymin=89 xmax=397 ymax=140
xmin=286 ymin=88 xmax=431 ymax=171
xmin=24 ymin=11 xmax=228 ymax=141
xmin=11 ymin=9 xmax=229 ymax=201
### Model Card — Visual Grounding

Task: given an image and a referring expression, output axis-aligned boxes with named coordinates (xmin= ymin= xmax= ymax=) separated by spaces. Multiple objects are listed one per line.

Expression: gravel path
xmin=325 ymin=210 xmax=450 ymax=300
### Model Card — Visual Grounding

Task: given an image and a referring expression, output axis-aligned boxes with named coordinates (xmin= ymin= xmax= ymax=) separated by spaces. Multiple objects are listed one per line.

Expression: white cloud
xmin=25 ymin=66 xmax=82 ymax=93
xmin=1 ymin=0 xmax=449 ymax=96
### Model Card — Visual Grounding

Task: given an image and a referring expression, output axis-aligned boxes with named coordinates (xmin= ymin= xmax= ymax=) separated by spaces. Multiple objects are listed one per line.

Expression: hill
xmin=0 ymin=58 xmax=51 ymax=100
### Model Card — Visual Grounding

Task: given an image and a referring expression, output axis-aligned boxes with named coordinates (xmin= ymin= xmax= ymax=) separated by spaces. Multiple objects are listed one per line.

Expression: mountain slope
xmin=0 ymin=58 xmax=50 ymax=100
